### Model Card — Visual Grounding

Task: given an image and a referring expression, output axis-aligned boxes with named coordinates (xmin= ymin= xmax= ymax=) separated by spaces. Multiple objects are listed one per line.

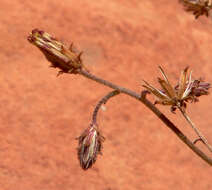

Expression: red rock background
xmin=0 ymin=0 xmax=212 ymax=189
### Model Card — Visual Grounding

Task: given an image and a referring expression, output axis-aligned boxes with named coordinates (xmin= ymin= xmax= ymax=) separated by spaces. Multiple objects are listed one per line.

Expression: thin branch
xmin=78 ymin=69 xmax=212 ymax=166
xmin=92 ymin=90 xmax=120 ymax=125
xmin=178 ymin=106 xmax=212 ymax=153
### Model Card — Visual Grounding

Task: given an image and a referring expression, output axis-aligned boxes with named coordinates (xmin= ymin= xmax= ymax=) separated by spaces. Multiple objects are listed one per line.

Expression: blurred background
xmin=0 ymin=0 xmax=212 ymax=189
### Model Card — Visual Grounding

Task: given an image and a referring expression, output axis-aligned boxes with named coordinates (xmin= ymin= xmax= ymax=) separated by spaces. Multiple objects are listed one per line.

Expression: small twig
xmin=78 ymin=69 xmax=212 ymax=166
xmin=178 ymin=106 xmax=212 ymax=153
xmin=140 ymin=90 xmax=150 ymax=99
xmin=193 ymin=138 xmax=204 ymax=145
xmin=92 ymin=90 xmax=120 ymax=125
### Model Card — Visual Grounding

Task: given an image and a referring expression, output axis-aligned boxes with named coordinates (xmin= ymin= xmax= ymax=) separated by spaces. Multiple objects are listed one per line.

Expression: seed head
xmin=143 ymin=66 xmax=210 ymax=112
xmin=179 ymin=0 xmax=212 ymax=19
xmin=77 ymin=124 xmax=104 ymax=170
xmin=28 ymin=29 xmax=84 ymax=75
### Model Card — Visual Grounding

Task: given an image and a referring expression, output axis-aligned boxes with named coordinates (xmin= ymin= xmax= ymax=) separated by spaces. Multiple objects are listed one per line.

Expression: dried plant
xmin=179 ymin=0 xmax=212 ymax=18
xmin=28 ymin=29 xmax=87 ymax=75
xmin=28 ymin=29 xmax=212 ymax=170
xmin=143 ymin=66 xmax=210 ymax=112
xmin=77 ymin=124 xmax=104 ymax=170
xmin=143 ymin=67 xmax=212 ymax=152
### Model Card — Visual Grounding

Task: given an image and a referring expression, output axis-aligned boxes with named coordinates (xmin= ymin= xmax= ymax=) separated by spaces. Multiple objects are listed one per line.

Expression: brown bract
xmin=28 ymin=29 xmax=84 ymax=75
xmin=179 ymin=0 xmax=212 ymax=18
xmin=143 ymin=66 xmax=210 ymax=112
xmin=77 ymin=125 xmax=104 ymax=170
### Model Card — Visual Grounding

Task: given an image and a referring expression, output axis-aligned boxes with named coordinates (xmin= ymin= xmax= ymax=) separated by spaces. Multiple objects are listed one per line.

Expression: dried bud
xmin=28 ymin=29 xmax=84 ymax=75
xmin=179 ymin=0 xmax=212 ymax=19
xmin=77 ymin=125 xmax=104 ymax=170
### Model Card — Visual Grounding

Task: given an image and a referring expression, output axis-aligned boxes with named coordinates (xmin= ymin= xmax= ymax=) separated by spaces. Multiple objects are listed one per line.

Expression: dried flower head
xmin=143 ymin=66 xmax=210 ymax=112
xmin=28 ymin=29 xmax=86 ymax=75
xmin=77 ymin=124 xmax=104 ymax=170
xmin=179 ymin=0 xmax=212 ymax=18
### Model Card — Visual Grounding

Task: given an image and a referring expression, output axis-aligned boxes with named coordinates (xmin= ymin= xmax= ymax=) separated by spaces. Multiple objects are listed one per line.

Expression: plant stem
xmin=92 ymin=90 xmax=120 ymax=125
xmin=178 ymin=106 xmax=212 ymax=153
xmin=78 ymin=69 xmax=212 ymax=166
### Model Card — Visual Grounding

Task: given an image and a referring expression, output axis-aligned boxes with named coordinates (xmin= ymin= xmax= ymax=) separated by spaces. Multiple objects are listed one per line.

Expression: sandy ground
xmin=0 ymin=0 xmax=212 ymax=189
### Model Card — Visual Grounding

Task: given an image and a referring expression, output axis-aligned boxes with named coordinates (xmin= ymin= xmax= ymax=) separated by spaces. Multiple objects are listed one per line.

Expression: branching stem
xmin=92 ymin=90 xmax=120 ymax=125
xmin=78 ymin=69 xmax=212 ymax=166
xmin=178 ymin=106 xmax=212 ymax=153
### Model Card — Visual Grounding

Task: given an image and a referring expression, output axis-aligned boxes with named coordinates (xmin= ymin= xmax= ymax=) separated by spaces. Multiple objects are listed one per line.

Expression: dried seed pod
xmin=179 ymin=0 xmax=212 ymax=18
xmin=143 ymin=66 xmax=210 ymax=113
xmin=28 ymin=29 xmax=85 ymax=74
xmin=77 ymin=124 xmax=104 ymax=170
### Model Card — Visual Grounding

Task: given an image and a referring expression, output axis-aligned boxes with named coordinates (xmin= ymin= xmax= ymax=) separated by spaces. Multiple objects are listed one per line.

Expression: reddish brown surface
xmin=0 ymin=0 xmax=212 ymax=189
